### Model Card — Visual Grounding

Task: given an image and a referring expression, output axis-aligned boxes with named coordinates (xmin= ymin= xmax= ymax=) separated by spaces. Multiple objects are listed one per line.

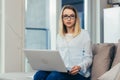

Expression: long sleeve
xmin=79 ymin=40 xmax=93 ymax=77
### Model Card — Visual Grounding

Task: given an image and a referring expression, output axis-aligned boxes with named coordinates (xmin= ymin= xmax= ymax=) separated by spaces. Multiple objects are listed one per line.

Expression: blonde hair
xmin=58 ymin=5 xmax=81 ymax=37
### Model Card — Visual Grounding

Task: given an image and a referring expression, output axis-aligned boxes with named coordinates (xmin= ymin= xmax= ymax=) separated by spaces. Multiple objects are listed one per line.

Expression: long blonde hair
xmin=58 ymin=5 xmax=81 ymax=37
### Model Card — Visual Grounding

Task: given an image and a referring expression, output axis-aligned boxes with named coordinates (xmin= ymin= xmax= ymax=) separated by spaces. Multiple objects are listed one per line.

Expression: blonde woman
xmin=34 ymin=5 xmax=92 ymax=80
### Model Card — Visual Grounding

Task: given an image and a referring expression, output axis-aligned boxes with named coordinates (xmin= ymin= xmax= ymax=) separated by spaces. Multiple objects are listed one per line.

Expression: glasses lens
xmin=62 ymin=14 xmax=75 ymax=20
xmin=62 ymin=15 xmax=68 ymax=19
xmin=70 ymin=14 xmax=75 ymax=19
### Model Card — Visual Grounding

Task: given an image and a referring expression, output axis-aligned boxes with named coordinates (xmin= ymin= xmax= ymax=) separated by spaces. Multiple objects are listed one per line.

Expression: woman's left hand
xmin=69 ymin=66 xmax=81 ymax=75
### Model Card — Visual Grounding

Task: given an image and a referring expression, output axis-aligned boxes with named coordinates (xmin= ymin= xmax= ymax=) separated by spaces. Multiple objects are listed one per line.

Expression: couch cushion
xmin=91 ymin=43 xmax=115 ymax=80
xmin=111 ymin=43 xmax=120 ymax=67
xmin=98 ymin=63 xmax=120 ymax=80
xmin=115 ymin=71 xmax=120 ymax=80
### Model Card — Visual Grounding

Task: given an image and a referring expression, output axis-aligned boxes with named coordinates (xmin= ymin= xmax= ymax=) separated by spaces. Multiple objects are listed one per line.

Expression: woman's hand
xmin=69 ymin=66 xmax=81 ymax=75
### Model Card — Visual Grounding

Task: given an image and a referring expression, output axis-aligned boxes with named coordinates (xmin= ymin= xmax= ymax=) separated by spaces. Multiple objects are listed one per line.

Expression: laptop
xmin=24 ymin=49 xmax=68 ymax=73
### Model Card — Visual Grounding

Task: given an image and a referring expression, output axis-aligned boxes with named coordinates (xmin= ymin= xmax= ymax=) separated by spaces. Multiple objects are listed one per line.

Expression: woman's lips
xmin=66 ymin=22 xmax=71 ymax=24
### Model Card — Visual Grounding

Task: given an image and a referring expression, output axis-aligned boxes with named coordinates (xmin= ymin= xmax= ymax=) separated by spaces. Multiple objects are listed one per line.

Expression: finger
xmin=71 ymin=66 xmax=76 ymax=70
xmin=71 ymin=67 xmax=78 ymax=72
xmin=70 ymin=69 xmax=79 ymax=74
xmin=71 ymin=66 xmax=78 ymax=71
xmin=70 ymin=70 xmax=78 ymax=75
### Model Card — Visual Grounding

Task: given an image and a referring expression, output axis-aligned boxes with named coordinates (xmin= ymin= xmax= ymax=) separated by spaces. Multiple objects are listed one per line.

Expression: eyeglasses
xmin=62 ymin=14 xmax=76 ymax=20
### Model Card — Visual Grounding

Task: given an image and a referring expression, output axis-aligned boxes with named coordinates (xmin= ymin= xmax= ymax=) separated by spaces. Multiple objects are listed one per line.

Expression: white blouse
xmin=56 ymin=29 xmax=93 ymax=77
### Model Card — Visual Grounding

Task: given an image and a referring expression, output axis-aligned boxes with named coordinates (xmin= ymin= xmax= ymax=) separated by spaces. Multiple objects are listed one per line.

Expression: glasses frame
xmin=62 ymin=14 xmax=76 ymax=20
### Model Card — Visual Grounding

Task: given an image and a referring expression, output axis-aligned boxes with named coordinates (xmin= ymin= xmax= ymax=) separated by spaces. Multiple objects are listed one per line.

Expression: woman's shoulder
xmin=57 ymin=34 xmax=62 ymax=38
xmin=81 ymin=29 xmax=90 ymax=36
xmin=80 ymin=29 xmax=91 ymax=40
xmin=57 ymin=34 xmax=64 ymax=40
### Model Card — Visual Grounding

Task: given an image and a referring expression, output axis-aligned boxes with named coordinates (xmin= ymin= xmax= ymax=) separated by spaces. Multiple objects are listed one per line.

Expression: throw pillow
xmin=91 ymin=43 xmax=115 ymax=80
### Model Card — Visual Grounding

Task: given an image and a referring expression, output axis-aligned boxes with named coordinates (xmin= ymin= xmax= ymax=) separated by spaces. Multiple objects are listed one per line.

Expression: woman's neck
xmin=66 ymin=27 xmax=74 ymax=34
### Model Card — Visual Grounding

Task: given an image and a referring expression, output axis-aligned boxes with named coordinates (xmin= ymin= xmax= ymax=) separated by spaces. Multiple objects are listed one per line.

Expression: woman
xmin=34 ymin=5 xmax=93 ymax=80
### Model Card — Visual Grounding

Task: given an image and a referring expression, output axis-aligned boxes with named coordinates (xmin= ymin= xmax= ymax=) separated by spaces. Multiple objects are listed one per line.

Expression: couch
xmin=0 ymin=43 xmax=120 ymax=80
xmin=91 ymin=43 xmax=120 ymax=80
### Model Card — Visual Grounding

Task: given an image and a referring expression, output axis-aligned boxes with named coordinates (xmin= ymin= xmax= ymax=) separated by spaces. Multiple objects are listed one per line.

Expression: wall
xmin=50 ymin=0 xmax=61 ymax=50
xmin=85 ymin=0 xmax=108 ymax=43
xmin=0 ymin=0 xmax=1 ymax=25
xmin=0 ymin=0 xmax=5 ymax=73
xmin=0 ymin=0 xmax=2 ymax=72
xmin=104 ymin=7 xmax=120 ymax=43
xmin=0 ymin=0 xmax=24 ymax=73
xmin=99 ymin=0 xmax=108 ymax=42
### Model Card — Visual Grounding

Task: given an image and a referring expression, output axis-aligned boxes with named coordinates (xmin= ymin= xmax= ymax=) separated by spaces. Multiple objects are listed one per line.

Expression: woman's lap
xmin=34 ymin=70 xmax=90 ymax=80
xmin=33 ymin=71 xmax=50 ymax=80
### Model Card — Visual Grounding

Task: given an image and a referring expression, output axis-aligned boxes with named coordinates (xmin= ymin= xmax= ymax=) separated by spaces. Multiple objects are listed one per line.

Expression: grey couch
xmin=91 ymin=43 xmax=120 ymax=80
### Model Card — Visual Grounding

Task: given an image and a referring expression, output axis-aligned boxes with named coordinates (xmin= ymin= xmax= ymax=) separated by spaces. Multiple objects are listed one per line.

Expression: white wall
xmin=104 ymin=7 xmax=120 ymax=43
xmin=0 ymin=0 xmax=2 ymax=72
xmin=0 ymin=0 xmax=1 ymax=29
xmin=5 ymin=0 xmax=24 ymax=72
xmin=0 ymin=0 xmax=24 ymax=73
xmin=50 ymin=0 xmax=61 ymax=50
xmin=84 ymin=0 xmax=93 ymax=41
xmin=0 ymin=0 xmax=5 ymax=73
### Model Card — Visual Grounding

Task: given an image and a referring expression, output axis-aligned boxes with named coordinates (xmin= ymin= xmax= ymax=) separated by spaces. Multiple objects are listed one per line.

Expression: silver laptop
xmin=24 ymin=49 xmax=67 ymax=73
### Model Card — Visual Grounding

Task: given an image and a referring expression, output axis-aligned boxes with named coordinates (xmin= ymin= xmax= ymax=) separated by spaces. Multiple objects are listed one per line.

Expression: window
xmin=24 ymin=0 xmax=59 ymax=72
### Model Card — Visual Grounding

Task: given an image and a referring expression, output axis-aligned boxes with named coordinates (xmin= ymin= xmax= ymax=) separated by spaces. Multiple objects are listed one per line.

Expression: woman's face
xmin=62 ymin=8 xmax=76 ymax=28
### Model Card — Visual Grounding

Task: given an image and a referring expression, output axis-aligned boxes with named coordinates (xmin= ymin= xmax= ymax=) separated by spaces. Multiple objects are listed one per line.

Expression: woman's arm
xmin=79 ymin=31 xmax=93 ymax=74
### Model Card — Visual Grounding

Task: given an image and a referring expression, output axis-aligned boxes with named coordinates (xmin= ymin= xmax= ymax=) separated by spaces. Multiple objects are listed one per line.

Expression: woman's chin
xmin=66 ymin=26 xmax=73 ymax=28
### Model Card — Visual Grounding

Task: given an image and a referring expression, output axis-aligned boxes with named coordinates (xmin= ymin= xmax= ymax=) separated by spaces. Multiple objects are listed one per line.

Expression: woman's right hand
xmin=69 ymin=66 xmax=81 ymax=75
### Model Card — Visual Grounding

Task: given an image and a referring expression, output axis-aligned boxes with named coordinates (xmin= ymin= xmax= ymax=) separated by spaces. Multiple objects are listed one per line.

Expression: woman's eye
xmin=63 ymin=15 xmax=68 ymax=17
xmin=70 ymin=15 xmax=75 ymax=18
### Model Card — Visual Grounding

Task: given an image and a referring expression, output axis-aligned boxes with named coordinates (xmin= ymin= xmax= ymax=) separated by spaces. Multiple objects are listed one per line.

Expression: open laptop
xmin=24 ymin=49 xmax=68 ymax=73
